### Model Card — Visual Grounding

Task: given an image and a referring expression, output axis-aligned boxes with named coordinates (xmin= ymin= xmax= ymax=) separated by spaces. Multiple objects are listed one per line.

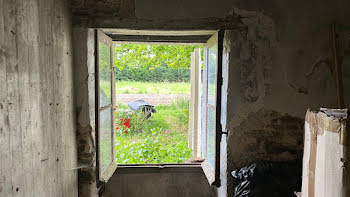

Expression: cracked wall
xmin=224 ymin=1 xmax=350 ymax=196
xmin=73 ymin=28 xmax=98 ymax=197
xmin=70 ymin=0 xmax=350 ymax=196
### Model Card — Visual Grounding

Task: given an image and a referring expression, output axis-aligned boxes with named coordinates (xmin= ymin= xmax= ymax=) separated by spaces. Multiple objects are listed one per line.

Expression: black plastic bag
xmin=231 ymin=161 xmax=301 ymax=197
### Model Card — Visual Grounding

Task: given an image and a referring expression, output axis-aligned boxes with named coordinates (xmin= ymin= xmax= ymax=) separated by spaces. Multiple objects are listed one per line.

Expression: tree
xmin=114 ymin=43 xmax=198 ymax=70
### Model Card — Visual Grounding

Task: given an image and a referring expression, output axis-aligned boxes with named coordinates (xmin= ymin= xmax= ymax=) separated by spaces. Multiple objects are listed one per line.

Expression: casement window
xmin=94 ymin=29 xmax=224 ymax=188
xmin=95 ymin=30 xmax=117 ymax=184
xmin=201 ymin=31 xmax=224 ymax=186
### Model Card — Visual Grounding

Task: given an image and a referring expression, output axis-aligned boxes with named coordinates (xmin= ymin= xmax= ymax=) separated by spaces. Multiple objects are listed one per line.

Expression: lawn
xmin=100 ymin=80 xmax=191 ymax=95
xmin=115 ymin=99 xmax=192 ymax=164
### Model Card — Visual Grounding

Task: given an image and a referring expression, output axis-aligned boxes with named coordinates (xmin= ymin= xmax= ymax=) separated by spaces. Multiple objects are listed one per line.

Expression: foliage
xmin=114 ymin=43 xmax=200 ymax=82
xmin=115 ymin=44 xmax=197 ymax=70
xmin=115 ymin=63 xmax=190 ymax=82
xmin=115 ymin=99 xmax=191 ymax=164
xmin=115 ymin=128 xmax=192 ymax=164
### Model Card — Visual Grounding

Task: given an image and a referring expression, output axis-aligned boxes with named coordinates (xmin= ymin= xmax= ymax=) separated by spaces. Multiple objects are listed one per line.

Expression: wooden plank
xmin=195 ymin=48 xmax=202 ymax=158
xmin=3 ymin=0 xmax=25 ymax=196
xmin=73 ymin=16 xmax=243 ymax=30
xmin=101 ymin=29 xmax=217 ymax=36
xmin=193 ymin=48 xmax=201 ymax=157
xmin=188 ymin=52 xmax=194 ymax=151
xmin=62 ymin=2 xmax=78 ymax=195
xmin=0 ymin=0 xmax=12 ymax=196
xmin=110 ymin=38 xmax=116 ymax=162
xmin=108 ymin=34 xmax=211 ymax=44
xmin=52 ymin=0 xmax=61 ymax=196
xmin=27 ymin=0 xmax=40 ymax=196
xmin=37 ymin=0 xmax=53 ymax=195
xmin=29 ymin=0 xmax=44 ymax=195
xmin=16 ymin=0 xmax=35 ymax=196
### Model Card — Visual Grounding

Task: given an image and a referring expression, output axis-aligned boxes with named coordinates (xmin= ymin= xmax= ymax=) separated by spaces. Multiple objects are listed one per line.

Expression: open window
xmin=201 ymin=31 xmax=224 ymax=186
xmin=94 ymin=29 xmax=224 ymax=188
xmin=95 ymin=30 xmax=117 ymax=185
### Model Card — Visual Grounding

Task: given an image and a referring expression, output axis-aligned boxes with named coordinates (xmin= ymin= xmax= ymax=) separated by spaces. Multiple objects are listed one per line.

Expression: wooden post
xmin=189 ymin=48 xmax=202 ymax=157
xmin=188 ymin=52 xmax=195 ymax=151
xmin=193 ymin=48 xmax=201 ymax=157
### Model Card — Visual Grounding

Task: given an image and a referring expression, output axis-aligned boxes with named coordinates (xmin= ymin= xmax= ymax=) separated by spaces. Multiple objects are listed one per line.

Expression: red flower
xmin=124 ymin=118 xmax=130 ymax=128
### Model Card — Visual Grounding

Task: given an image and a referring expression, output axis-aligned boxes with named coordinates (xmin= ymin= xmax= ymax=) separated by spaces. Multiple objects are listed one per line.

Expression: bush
xmin=115 ymin=128 xmax=192 ymax=164
xmin=115 ymin=99 xmax=192 ymax=164
xmin=115 ymin=64 xmax=190 ymax=82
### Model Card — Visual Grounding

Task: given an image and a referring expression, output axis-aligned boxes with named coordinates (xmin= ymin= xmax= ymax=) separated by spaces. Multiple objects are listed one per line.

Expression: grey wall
xmin=0 ymin=0 xmax=78 ymax=196
xmin=225 ymin=1 xmax=350 ymax=196
xmin=103 ymin=166 xmax=216 ymax=197
xmin=73 ymin=28 xmax=98 ymax=197
xmin=70 ymin=0 xmax=350 ymax=197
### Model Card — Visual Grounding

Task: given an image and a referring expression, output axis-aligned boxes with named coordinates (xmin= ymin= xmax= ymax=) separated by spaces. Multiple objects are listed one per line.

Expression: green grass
xmin=115 ymin=99 xmax=192 ymax=164
xmin=114 ymin=80 xmax=190 ymax=94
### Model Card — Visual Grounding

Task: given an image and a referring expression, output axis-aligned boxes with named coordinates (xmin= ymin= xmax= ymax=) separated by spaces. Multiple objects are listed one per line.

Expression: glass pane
xmin=207 ymin=44 xmax=217 ymax=105
xmin=99 ymin=107 xmax=112 ymax=175
xmin=99 ymin=42 xmax=111 ymax=107
xmin=206 ymin=107 xmax=215 ymax=170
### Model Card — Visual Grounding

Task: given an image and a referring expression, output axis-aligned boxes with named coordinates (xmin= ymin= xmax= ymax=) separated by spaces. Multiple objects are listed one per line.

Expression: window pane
xmin=207 ymin=44 xmax=217 ymax=106
xmin=99 ymin=108 xmax=112 ymax=175
xmin=206 ymin=107 xmax=215 ymax=170
xmin=99 ymin=42 xmax=111 ymax=107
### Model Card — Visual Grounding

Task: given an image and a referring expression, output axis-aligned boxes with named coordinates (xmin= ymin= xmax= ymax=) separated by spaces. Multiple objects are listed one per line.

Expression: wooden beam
xmin=73 ymin=16 xmax=243 ymax=30
xmin=109 ymin=34 xmax=211 ymax=44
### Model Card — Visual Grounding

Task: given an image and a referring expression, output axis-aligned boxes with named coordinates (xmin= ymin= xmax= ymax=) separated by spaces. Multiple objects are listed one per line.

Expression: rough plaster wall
xmin=71 ymin=0 xmax=233 ymax=19
xmin=70 ymin=0 xmax=350 ymax=196
xmin=103 ymin=167 xmax=217 ymax=197
xmin=134 ymin=0 xmax=233 ymax=19
xmin=71 ymin=0 xmax=135 ymax=18
xmin=0 ymin=0 xmax=78 ymax=196
xmin=225 ymin=1 xmax=350 ymax=196
xmin=73 ymin=28 xmax=98 ymax=197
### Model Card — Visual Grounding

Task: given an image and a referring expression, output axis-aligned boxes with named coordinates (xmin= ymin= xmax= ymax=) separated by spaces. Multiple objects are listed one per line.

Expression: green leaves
xmin=115 ymin=128 xmax=192 ymax=164
xmin=114 ymin=43 xmax=197 ymax=70
xmin=114 ymin=43 xmax=197 ymax=82
xmin=115 ymin=99 xmax=192 ymax=164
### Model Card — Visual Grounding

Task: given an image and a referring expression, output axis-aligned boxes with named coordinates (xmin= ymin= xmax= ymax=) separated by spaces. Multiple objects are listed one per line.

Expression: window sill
xmin=114 ymin=163 xmax=203 ymax=174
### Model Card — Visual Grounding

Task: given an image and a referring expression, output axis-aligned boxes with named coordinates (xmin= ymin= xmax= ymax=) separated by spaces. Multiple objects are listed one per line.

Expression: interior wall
xmin=0 ymin=0 xmax=78 ymax=196
xmin=73 ymin=28 xmax=98 ymax=197
xmin=70 ymin=0 xmax=350 ymax=197
xmin=225 ymin=1 xmax=350 ymax=196
xmin=103 ymin=167 xmax=216 ymax=197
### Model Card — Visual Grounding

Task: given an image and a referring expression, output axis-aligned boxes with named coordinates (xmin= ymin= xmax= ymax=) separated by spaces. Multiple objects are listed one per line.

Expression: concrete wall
xmin=225 ymin=1 xmax=350 ymax=196
xmin=103 ymin=166 xmax=216 ymax=197
xmin=70 ymin=0 xmax=350 ymax=196
xmin=73 ymin=28 xmax=98 ymax=197
xmin=0 ymin=0 xmax=78 ymax=196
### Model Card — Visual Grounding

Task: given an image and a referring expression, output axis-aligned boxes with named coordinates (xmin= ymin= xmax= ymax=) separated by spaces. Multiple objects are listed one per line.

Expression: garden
xmin=101 ymin=43 xmax=198 ymax=164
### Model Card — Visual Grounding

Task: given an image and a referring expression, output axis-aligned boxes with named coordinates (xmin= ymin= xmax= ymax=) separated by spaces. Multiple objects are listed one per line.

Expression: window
xmin=94 ymin=29 xmax=224 ymax=187
xmin=201 ymin=31 xmax=224 ymax=186
xmin=96 ymin=30 xmax=117 ymax=184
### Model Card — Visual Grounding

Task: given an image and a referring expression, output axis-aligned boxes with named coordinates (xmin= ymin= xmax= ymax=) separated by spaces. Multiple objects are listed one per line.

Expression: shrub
xmin=115 ymin=128 xmax=192 ymax=164
xmin=114 ymin=99 xmax=192 ymax=164
xmin=115 ymin=64 xmax=190 ymax=83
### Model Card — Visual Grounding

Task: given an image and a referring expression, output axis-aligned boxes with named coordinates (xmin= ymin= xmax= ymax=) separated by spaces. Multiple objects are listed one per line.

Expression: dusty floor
xmin=116 ymin=94 xmax=190 ymax=105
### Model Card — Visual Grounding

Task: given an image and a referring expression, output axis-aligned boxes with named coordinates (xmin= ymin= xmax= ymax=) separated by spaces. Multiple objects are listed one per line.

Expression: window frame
xmin=201 ymin=30 xmax=224 ymax=187
xmin=93 ymin=29 xmax=224 ymax=188
xmin=95 ymin=29 xmax=117 ymax=186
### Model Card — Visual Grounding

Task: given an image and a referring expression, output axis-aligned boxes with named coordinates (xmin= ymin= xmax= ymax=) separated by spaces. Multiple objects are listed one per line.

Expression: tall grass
xmin=115 ymin=99 xmax=191 ymax=164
